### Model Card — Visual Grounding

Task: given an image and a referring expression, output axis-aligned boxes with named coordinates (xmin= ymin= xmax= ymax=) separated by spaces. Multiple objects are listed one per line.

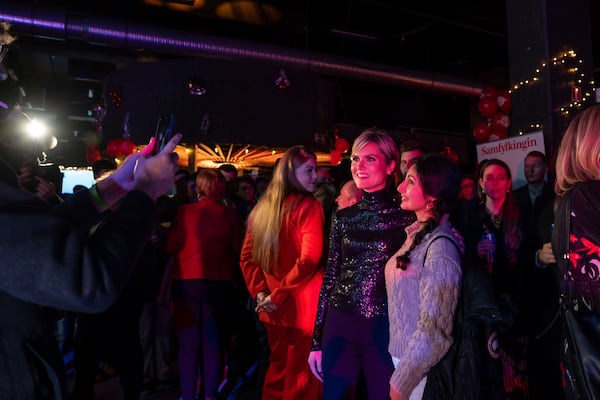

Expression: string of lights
xmin=509 ymin=49 xmax=596 ymax=133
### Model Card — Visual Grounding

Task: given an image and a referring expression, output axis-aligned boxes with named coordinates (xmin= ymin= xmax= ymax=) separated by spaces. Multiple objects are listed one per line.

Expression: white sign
xmin=476 ymin=130 xmax=546 ymax=189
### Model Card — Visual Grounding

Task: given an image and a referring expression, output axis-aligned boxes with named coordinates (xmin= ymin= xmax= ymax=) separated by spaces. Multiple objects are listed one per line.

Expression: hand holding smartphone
xmin=152 ymin=114 xmax=175 ymax=156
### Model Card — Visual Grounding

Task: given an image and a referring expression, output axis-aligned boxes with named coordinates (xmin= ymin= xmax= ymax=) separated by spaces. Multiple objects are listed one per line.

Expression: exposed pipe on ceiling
xmin=0 ymin=2 xmax=483 ymax=97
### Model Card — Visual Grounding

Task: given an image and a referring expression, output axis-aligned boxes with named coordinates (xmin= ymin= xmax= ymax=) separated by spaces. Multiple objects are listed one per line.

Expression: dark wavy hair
xmin=416 ymin=154 xmax=462 ymax=219
xmin=396 ymin=153 xmax=461 ymax=269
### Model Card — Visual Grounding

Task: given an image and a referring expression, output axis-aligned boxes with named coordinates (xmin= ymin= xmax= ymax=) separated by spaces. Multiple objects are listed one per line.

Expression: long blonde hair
xmin=555 ymin=105 xmax=600 ymax=196
xmin=248 ymin=145 xmax=316 ymax=274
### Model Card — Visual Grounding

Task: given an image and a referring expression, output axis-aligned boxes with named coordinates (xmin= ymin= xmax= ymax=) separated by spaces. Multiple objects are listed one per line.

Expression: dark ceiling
xmin=5 ymin=0 xmax=511 ymax=75
xmin=0 ymin=0 xmax=598 ymax=162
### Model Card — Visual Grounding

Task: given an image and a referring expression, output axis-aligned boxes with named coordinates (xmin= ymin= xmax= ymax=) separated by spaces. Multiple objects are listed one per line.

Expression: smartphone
xmin=153 ymin=114 xmax=175 ymax=155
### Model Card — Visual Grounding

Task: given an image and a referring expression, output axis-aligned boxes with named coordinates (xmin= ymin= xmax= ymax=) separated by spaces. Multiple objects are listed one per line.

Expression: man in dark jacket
xmin=513 ymin=150 xmax=563 ymax=400
xmin=0 ymin=131 xmax=181 ymax=399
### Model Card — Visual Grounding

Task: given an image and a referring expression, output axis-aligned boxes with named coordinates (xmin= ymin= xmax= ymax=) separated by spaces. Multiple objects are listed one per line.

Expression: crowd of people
xmin=2 ymin=103 xmax=600 ymax=400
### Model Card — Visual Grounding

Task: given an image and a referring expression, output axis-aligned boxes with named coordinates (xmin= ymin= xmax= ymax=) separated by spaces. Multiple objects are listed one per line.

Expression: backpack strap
xmin=552 ymin=190 xmax=572 ymax=308
xmin=424 ymin=235 xmax=460 ymax=263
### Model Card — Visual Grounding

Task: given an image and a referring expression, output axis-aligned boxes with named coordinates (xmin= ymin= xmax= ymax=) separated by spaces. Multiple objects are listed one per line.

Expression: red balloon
xmin=489 ymin=125 xmax=508 ymax=141
xmin=329 ymin=151 xmax=342 ymax=165
xmin=473 ymin=122 xmax=491 ymax=143
xmin=496 ymin=91 xmax=512 ymax=113
xmin=106 ymin=138 xmax=124 ymax=157
xmin=478 ymin=96 xmax=498 ymax=118
xmin=120 ymin=139 xmax=137 ymax=156
xmin=334 ymin=137 xmax=350 ymax=153
xmin=491 ymin=112 xmax=510 ymax=129
xmin=480 ymin=86 xmax=498 ymax=99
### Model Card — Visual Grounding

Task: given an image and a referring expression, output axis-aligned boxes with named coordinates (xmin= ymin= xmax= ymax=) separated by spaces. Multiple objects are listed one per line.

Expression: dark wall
xmin=101 ymin=58 xmax=335 ymax=148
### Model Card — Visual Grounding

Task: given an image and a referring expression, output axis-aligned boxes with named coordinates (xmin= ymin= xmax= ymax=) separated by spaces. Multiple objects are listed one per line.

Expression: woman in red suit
xmin=165 ymin=168 xmax=244 ymax=400
xmin=240 ymin=145 xmax=324 ymax=400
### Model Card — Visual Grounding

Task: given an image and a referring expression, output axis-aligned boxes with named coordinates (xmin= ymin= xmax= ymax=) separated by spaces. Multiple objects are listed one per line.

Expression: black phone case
xmin=154 ymin=114 xmax=175 ymax=155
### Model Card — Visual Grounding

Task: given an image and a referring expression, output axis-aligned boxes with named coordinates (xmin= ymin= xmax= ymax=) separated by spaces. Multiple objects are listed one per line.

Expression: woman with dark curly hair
xmin=385 ymin=154 xmax=464 ymax=400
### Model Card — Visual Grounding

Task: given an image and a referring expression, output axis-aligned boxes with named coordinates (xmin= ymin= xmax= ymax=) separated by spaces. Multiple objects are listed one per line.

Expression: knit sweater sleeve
xmin=388 ymin=235 xmax=462 ymax=397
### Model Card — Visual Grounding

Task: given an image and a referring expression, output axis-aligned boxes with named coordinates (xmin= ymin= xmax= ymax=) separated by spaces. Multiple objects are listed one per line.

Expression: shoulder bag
xmin=422 ymin=235 xmax=504 ymax=400
xmin=554 ymin=190 xmax=600 ymax=400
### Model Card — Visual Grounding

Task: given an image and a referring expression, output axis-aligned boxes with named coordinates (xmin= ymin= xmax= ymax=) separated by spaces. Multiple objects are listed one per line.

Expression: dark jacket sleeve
xmin=0 ymin=182 xmax=159 ymax=313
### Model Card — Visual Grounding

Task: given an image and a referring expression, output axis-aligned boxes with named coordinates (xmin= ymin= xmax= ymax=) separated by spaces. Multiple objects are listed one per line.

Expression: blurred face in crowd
xmin=336 ymin=180 xmax=362 ymax=210
xmin=524 ymin=155 xmax=547 ymax=185
xmin=316 ymin=167 xmax=331 ymax=183
xmin=294 ymin=158 xmax=318 ymax=193
xmin=459 ymin=177 xmax=476 ymax=201
xmin=351 ymin=142 xmax=395 ymax=193
xmin=397 ymin=165 xmax=433 ymax=221
xmin=400 ymin=149 xmax=423 ymax=177
xmin=480 ymin=164 xmax=511 ymax=202
xmin=237 ymin=181 xmax=255 ymax=202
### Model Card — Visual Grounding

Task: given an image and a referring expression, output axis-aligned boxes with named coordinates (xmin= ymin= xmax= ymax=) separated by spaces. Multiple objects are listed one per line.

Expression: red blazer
xmin=165 ymin=197 xmax=243 ymax=281
xmin=240 ymin=194 xmax=324 ymax=333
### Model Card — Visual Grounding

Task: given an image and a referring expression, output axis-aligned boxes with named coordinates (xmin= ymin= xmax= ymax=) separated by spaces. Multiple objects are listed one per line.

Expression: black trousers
xmin=321 ymin=309 xmax=394 ymax=400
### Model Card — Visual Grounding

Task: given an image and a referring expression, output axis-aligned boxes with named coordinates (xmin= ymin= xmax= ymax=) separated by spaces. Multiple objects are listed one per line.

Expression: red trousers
xmin=262 ymin=323 xmax=323 ymax=400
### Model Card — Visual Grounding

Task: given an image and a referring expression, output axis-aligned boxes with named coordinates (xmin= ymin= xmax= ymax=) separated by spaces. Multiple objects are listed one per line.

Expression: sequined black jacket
xmin=311 ymin=188 xmax=415 ymax=350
